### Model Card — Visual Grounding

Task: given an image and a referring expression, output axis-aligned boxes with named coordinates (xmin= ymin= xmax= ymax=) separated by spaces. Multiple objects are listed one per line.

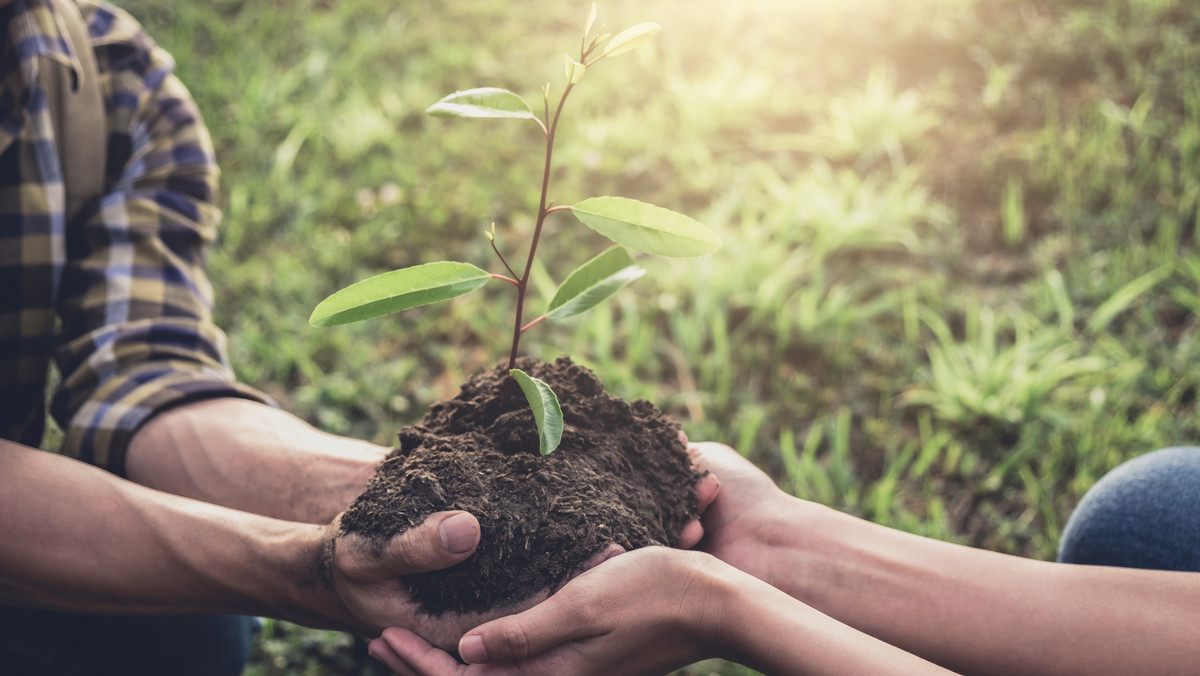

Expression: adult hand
xmin=322 ymin=510 xmax=495 ymax=641
xmin=687 ymin=441 xmax=796 ymax=588
xmin=366 ymin=547 xmax=730 ymax=676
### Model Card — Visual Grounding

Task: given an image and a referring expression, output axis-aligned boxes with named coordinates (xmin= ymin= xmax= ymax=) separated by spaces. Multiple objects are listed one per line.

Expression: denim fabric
xmin=0 ymin=607 xmax=259 ymax=676
xmin=1058 ymin=446 xmax=1200 ymax=572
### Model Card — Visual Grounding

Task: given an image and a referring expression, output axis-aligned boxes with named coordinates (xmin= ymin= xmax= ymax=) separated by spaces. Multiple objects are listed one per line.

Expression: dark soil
xmin=337 ymin=356 xmax=701 ymax=615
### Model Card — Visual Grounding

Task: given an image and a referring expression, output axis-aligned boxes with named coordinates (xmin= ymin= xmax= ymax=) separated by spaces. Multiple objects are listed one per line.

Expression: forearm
xmin=774 ymin=501 xmax=1200 ymax=675
xmin=126 ymin=398 xmax=386 ymax=523
xmin=0 ymin=438 xmax=354 ymax=630
xmin=717 ymin=568 xmax=952 ymax=676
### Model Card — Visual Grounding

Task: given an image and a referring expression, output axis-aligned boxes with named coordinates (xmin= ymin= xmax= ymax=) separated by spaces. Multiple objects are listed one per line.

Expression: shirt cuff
xmin=61 ymin=360 xmax=275 ymax=476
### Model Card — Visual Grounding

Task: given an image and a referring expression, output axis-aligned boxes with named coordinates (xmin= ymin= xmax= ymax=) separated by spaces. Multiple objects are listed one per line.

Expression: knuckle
xmin=582 ymin=601 xmax=607 ymax=627
xmin=499 ymin=621 xmax=532 ymax=659
xmin=567 ymin=595 xmax=601 ymax=627
xmin=334 ymin=535 xmax=371 ymax=579
xmin=388 ymin=528 xmax=436 ymax=572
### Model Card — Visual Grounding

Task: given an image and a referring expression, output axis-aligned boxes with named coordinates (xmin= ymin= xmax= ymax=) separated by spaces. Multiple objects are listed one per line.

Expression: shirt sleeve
xmin=50 ymin=3 xmax=272 ymax=475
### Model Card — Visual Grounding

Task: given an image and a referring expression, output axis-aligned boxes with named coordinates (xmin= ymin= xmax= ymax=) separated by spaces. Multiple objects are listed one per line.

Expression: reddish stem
xmin=490 ymin=273 xmax=520 ymax=286
xmin=490 ymin=237 xmax=519 ymax=280
xmin=507 ymin=82 xmax=576 ymax=368
xmin=521 ymin=314 xmax=548 ymax=333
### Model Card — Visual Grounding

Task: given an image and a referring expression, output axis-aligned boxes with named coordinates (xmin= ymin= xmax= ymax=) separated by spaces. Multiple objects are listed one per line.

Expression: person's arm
xmin=366 ymin=547 xmax=952 ymax=676
xmin=52 ymin=2 xmax=381 ymax=524
xmin=126 ymin=398 xmax=385 ymax=523
xmin=0 ymin=437 xmax=477 ymax=637
xmin=690 ymin=442 xmax=1200 ymax=676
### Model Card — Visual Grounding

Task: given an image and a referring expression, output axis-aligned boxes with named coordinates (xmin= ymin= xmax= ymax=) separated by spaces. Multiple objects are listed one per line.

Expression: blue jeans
xmin=0 ymin=606 xmax=259 ymax=675
xmin=1058 ymin=446 xmax=1200 ymax=571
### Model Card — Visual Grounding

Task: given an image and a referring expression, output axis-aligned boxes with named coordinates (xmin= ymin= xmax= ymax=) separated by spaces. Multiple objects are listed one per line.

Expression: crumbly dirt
xmin=337 ymin=356 xmax=701 ymax=614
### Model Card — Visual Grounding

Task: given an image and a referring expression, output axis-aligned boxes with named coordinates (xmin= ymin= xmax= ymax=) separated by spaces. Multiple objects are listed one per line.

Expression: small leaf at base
xmin=510 ymin=369 xmax=564 ymax=455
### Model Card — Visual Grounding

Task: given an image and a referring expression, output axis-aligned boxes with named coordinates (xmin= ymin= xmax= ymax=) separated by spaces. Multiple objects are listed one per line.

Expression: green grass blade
xmin=310 ymin=261 xmax=490 ymax=327
xmin=1085 ymin=265 xmax=1172 ymax=335
xmin=509 ymin=369 xmax=564 ymax=455
xmin=546 ymin=246 xmax=646 ymax=319
xmin=426 ymin=87 xmax=536 ymax=120
xmin=572 ymin=196 xmax=722 ymax=257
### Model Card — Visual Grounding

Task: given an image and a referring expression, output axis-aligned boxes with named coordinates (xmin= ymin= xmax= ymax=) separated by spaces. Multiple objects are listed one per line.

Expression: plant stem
xmin=490 ymin=238 xmax=519 ymax=280
xmin=521 ymin=314 xmax=548 ymax=332
xmin=508 ymin=82 xmax=576 ymax=368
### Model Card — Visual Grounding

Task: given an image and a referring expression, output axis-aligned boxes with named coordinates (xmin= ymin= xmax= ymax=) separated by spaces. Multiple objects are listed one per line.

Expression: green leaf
xmin=564 ymin=55 xmax=587 ymax=85
xmin=583 ymin=3 xmax=598 ymax=39
xmin=546 ymin=246 xmax=645 ymax=319
xmin=310 ymin=261 xmax=490 ymax=327
xmin=509 ymin=369 xmax=564 ymax=455
xmin=426 ymin=88 xmax=535 ymax=120
xmin=572 ymin=196 xmax=722 ymax=257
xmin=601 ymin=23 xmax=661 ymax=58
xmin=591 ymin=32 xmax=612 ymax=52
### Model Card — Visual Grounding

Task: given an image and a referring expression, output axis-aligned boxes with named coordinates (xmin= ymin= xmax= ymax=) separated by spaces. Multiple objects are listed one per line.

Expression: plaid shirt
xmin=0 ymin=0 xmax=268 ymax=474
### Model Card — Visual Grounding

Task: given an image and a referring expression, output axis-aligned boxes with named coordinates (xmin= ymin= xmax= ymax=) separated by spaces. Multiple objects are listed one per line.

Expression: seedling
xmin=310 ymin=5 xmax=721 ymax=455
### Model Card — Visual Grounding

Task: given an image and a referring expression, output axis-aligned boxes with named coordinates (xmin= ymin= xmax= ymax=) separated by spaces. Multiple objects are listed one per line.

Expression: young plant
xmin=310 ymin=5 xmax=721 ymax=455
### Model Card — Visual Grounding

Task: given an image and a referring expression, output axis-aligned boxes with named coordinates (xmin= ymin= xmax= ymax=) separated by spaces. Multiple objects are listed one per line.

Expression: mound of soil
xmin=337 ymin=356 xmax=701 ymax=615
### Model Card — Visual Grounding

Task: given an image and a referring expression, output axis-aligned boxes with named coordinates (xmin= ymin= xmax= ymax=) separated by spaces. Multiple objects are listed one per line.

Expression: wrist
xmin=732 ymin=495 xmax=833 ymax=597
xmin=262 ymin=521 xmax=364 ymax=632
xmin=773 ymin=501 xmax=867 ymax=604
xmin=698 ymin=562 xmax=757 ymax=653
xmin=701 ymin=557 xmax=810 ymax=667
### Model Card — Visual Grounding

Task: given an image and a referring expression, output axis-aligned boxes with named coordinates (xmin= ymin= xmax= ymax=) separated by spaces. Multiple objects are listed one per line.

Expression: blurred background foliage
xmin=116 ymin=0 xmax=1200 ymax=673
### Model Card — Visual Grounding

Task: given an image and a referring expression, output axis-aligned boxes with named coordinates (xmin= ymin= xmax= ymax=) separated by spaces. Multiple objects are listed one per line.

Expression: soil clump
xmin=338 ymin=356 xmax=701 ymax=614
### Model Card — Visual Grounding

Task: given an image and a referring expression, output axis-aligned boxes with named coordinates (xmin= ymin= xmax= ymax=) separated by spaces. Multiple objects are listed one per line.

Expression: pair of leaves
xmin=308 ymin=198 xmax=720 ymax=328
xmin=568 ymin=21 xmax=662 ymax=84
xmin=581 ymin=5 xmax=662 ymax=60
xmin=309 ymin=244 xmax=646 ymax=328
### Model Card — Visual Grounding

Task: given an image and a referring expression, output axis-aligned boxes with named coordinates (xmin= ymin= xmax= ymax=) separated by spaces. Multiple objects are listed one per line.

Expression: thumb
xmin=338 ymin=510 xmax=480 ymax=580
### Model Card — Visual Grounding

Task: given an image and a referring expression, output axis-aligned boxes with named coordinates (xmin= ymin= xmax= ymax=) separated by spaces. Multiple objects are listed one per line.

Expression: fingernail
xmin=439 ymin=512 xmax=478 ymax=555
xmin=459 ymin=634 xmax=488 ymax=663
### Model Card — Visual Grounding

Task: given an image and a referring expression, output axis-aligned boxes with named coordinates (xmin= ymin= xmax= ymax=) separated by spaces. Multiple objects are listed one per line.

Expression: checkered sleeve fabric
xmin=50 ymin=3 xmax=270 ymax=474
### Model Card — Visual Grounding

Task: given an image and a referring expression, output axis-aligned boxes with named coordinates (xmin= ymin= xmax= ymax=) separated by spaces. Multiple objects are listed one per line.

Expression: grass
xmin=115 ymin=0 xmax=1200 ymax=672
